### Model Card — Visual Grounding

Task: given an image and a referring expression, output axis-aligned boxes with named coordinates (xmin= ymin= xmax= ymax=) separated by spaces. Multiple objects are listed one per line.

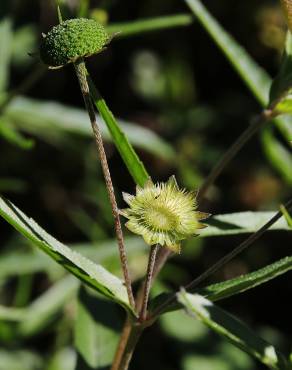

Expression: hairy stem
xmin=139 ymin=244 xmax=159 ymax=321
xmin=198 ymin=109 xmax=273 ymax=200
xmin=74 ymin=59 xmax=135 ymax=309
xmin=151 ymin=198 xmax=292 ymax=317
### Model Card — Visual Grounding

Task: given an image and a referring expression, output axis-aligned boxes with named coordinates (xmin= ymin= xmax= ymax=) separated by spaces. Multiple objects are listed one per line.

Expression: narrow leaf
xmin=0 ymin=119 xmax=34 ymax=149
xmin=280 ymin=205 xmax=292 ymax=228
xmin=0 ymin=237 xmax=147 ymax=279
xmin=87 ymin=77 xmax=149 ymax=186
xmin=201 ymin=211 xmax=291 ymax=237
xmin=201 ymin=256 xmax=292 ymax=302
xmin=178 ymin=291 xmax=290 ymax=370
xmin=270 ymin=32 xmax=292 ymax=113
xmin=184 ymin=0 xmax=292 ymax=167
xmin=0 ymin=349 xmax=43 ymax=370
xmin=4 ymin=96 xmax=174 ymax=161
xmin=261 ymin=127 xmax=292 ymax=185
xmin=151 ymin=256 xmax=292 ymax=315
xmin=0 ymin=196 xmax=133 ymax=313
xmin=184 ymin=0 xmax=270 ymax=105
xmin=107 ymin=14 xmax=193 ymax=38
xmin=0 ymin=17 xmax=12 ymax=93
xmin=74 ymin=287 xmax=120 ymax=369
xmin=19 ymin=276 xmax=79 ymax=337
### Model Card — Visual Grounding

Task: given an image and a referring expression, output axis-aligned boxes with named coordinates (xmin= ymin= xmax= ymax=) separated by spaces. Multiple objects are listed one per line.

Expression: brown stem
xmin=116 ymin=323 xmax=143 ymax=370
xmin=198 ymin=109 xmax=274 ymax=201
xmin=139 ymin=244 xmax=159 ymax=321
xmin=111 ymin=316 xmax=133 ymax=370
xmin=151 ymin=198 xmax=292 ymax=317
xmin=74 ymin=59 xmax=135 ymax=309
xmin=111 ymin=245 xmax=165 ymax=370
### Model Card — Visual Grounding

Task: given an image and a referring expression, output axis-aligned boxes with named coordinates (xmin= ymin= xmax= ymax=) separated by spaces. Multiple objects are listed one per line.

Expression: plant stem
xmin=198 ymin=109 xmax=274 ymax=200
xmin=74 ymin=58 xmax=135 ymax=310
xmin=111 ymin=316 xmax=133 ymax=370
xmin=115 ymin=323 xmax=143 ymax=370
xmin=111 ymin=246 xmax=163 ymax=370
xmin=139 ymin=244 xmax=159 ymax=321
xmin=151 ymin=197 xmax=292 ymax=317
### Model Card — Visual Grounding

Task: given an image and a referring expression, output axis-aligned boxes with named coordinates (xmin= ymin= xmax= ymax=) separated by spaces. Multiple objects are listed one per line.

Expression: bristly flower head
xmin=40 ymin=18 xmax=110 ymax=68
xmin=120 ymin=176 xmax=209 ymax=253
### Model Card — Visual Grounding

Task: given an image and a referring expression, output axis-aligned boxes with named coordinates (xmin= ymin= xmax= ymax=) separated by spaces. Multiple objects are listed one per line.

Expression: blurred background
xmin=0 ymin=0 xmax=291 ymax=369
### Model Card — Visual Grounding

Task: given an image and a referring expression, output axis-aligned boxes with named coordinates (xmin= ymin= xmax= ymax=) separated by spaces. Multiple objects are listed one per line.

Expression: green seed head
xmin=40 ymin=18 xmax=110 ymax=68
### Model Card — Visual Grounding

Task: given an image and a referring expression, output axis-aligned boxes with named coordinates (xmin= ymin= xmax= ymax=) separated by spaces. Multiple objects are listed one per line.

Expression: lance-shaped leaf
xmin=270 ymin=32 xmax=292 ymax=115
xmin=150 ymin=256 xmax=292 ymax=315
xmin=184 ymin=0 xmax=292 ymax=170
xmin=74 ymin=287 xmax=121 ymax=369
xmin=4 ymin=97 xmax=174 ymax=163
xmin=0 ymin=196 xmax=134 ymax=314
xmin=177 ymin=291 xmax=290 ymax=370
xmin=201 ymin=256 xmax=292 ymax=302
xmin=201 ymin=211 xmax=291 ymax=237
xmin=106 ymin=14 xmax=193 ymax=38
xmin=0 ymin=17 xmax=12 ymax=93
xmin=87 ymin=76 xmax=149 ymax=186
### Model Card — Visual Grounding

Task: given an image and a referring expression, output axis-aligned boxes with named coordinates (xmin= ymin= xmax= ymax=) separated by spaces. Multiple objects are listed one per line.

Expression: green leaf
xmin=0 ymin=237 xmax=147 ymax=280
xmin=74 ymin=286 xmax=121 ymax=369
xmin=177 ymin=291 xmax=290 ymax=370
xmin=107 ymin=14 xmax=193 ymax=38
xmin=184 ymin=0 xmax=270 ymax=106
xmin=151 ymin=256 xmax=292 ymax=315
xmin=201 ymin=211 xmax=291 ymax=237
xmin=87 ymin=76 xmax=149 ymax=186
xmin=0 ymin=118 xmax=34 ymax=149
xmin=47 ymin=347 xmax=76 ymax=370
xmin=0 ymin=17 xmax=12 ymax=93
xmin=0 ymin=196 xmax=134 ymax=313
xmin=184 ymin=0 xmax=292 ymax=172
xmin=11 ymin=24 xmax=37 ymax=67
xmin=201 ymin=256 xmax=292 ymax=302
xmin=0 ymin=349 xmax=43 ymax=370
xmin=4 ymin=96 xmax=174 ymax=162
xmin=261 ymin=127 xmax=292 ymax=185
xmin=19 ymin=276 xmax=79 ymax=337
xmin=0 ymin=177 xmax=27 ymax=193
xmin=160 ymin=309 xmax=208 ymax=342
xmin=280 ymin=205 xmax=292 ymax=228
xmin=270 ymin=32 xmax=292 ymax=114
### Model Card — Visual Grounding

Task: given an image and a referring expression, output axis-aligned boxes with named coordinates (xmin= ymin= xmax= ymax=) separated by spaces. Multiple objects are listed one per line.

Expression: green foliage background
xmin=0 ymin=0 xmax=291 ymax=369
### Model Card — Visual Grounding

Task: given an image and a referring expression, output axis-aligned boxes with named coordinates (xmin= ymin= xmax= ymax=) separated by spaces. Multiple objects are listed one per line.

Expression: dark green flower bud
xmin=40 ymin=18 xmax=110 ymax=68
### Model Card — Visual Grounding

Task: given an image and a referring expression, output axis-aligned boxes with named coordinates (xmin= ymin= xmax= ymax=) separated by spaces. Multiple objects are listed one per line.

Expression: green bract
xmin=40 ymin=18 xmax=110 ymax=68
